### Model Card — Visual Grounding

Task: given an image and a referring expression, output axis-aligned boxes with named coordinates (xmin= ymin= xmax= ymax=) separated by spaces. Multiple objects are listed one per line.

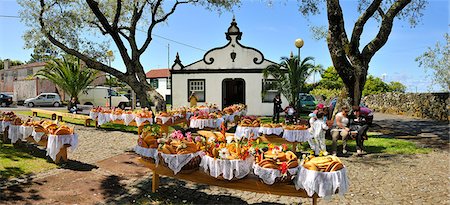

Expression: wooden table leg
xmin=55 ymin=144 xmax=69 ymax=164
xmin=32 ymin=112 xmax=37 ymax=117
xmin=152 ymin=172 xmax=160 ymax=193
xmin=312 ymin=195 xmax=318 ymax=205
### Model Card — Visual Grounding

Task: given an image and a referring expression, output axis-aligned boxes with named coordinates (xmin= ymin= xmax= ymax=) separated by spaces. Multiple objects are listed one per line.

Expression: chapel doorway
xmin=222 ymin=78 xmax=245 ymax=109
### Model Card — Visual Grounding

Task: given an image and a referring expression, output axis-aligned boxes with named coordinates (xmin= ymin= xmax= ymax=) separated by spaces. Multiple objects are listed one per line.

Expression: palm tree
xmin=263 ymin=54 xmax=315 ymax=113
xmin=35 ymin=55 xmax=98 ymax=101
xmin=310 ymin=64 xmax=325 ymax=84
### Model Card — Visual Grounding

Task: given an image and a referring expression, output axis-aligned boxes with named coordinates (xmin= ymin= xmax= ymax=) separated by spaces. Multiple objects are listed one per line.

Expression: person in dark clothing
xmin=349 ymin=105 xmax=370 ymax=156
xmin=272 ymin=94 xmax=282 ymax=123
xmin=68 ymin=97 xmax=79 ymax=113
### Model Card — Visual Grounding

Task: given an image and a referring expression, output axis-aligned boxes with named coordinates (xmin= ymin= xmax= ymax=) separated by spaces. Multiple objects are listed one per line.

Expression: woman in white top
xmin=331 ymin=106 xmax=350 ymax=155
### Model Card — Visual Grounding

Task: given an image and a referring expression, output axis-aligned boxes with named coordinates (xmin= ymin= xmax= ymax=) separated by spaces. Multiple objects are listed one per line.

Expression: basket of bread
xmin=157 ymin=130 xmax=205 ymax=174
xmin=301 ymin=155 xmax=344 ymax=172
xmin=239 ymin=117 xmax=260 ymax=127
xmin=253 ymin=145 xmax=299 ymax=185
xmin=135 ymin=125 xmax=161 ymax=162
xmin=200 ymin=134 xmax=253 ymax=180
xmin=259 ymin=123 xmax=284 ymax=136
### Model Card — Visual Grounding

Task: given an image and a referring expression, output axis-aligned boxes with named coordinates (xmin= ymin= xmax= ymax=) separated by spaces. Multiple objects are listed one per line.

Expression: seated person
xmin=349 ymin=105 xmax=370 ymax=156
xmin=284 ymin=104 xmax=296 ymax=124
xmin=331 ymin=106 xmax=350 ymax=155
xmin=68 ymin=97 xmax=79 ymax=113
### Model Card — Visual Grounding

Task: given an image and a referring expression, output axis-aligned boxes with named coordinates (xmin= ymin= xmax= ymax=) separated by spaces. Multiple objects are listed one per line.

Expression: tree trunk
xmin=125 ymin=77 xmax=166 ymax=112
xmin=338 ymin=63 xmax=368 ymax=107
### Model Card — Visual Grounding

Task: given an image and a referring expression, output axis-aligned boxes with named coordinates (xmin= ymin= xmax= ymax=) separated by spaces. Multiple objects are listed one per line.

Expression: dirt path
xmin=0 ymin=113 xmax=448 ymax=204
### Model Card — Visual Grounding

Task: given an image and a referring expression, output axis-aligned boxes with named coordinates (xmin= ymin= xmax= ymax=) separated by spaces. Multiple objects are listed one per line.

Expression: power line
xmin=0 ymin=15 xmax=21 ymax=19
xmin=0 ymin=14 xmax=206 ymax=52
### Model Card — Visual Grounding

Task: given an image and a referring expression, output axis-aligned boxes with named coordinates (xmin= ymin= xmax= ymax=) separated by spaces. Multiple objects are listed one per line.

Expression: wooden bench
xmin=138 ymin=157 xmax=319 ymax=205
xmin=31 ymin=108 xmax=93 ymax=126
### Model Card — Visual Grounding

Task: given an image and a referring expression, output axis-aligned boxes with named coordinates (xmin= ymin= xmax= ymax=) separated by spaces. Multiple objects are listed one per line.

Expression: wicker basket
xmin=159 ymin=153 xmax=201 ymax=174
xmin=254 ymin=164 xmax=296 ymax=185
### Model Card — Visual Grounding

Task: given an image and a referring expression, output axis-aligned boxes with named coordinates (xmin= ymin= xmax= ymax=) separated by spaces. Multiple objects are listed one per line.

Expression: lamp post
xmin=295 ymin=38 xmax=304 ymax=63
xmin=106 ymin=50 xmax=114 ymax=108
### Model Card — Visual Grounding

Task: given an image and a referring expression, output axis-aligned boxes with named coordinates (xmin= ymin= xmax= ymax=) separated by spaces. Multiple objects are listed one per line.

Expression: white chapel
xmin=170 ymin=18 xmax=288 ymax=116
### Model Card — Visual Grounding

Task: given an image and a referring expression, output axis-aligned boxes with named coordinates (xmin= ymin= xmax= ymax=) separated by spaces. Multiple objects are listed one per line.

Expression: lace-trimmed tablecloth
xmin=200 ymin=155 xmax=253 ymax=180
xmin=121 ymin=113 xmax=136 ymax=126
xmin=89 ymin=111 xmax=98 ymax=120
xmin=282 ymin=129 xmax=313 ymax=142
xmin=159 ymin=151 xmax=203 ymax=175
xmin=32 ymin=130 xmax=46 ymax=142
xmin=8 ymin=125 xmax=22 ymax=143
xmin=20 ymin=125 xmax=34 ymax=140
xmin=157 ymin=116 xmax=173 ymax=124
xmin=110 ymin=113 xmax=122 ymax=121
xmin=190 ymin=119 xmax=217 ymax=129
xmin=1 ymin=121 xmax=11 ymax=133
xmin=259 ymin=127 xmax=284 ymax=136
xmin=235 ymin=126 xmax=261 ymax=139
xmin=294 ymin=166 xmax=349 ymax=198
xmin=46 ymin=134 xmax=79 ymax=161
xmin=134 ymin=145 xmax=159 ymax=164
xmin=135 ymin=117 xmax=153 ymax=126
xmin=97 ymin=113 xmax=112 ymax=125
xmin=253 ymin=164 xmax=298 ymax=185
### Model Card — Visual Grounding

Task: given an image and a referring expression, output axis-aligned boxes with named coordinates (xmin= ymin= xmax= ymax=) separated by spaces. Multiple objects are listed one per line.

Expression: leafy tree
xmin=0 ymin=59 xmax=24 ymax=70
xmin=362 ymin=75 xmax=390 ymax=96
xmin=388 ymin=81 xmax=406 ymax=93
xmin=309 ymin=64 xmax=325 ymax=84
xmin=297 ymin=0 xmax=427 ymax=106
xmin=19 ymin=0 xmax=238 ymax=111
xmin=35 ymin=55 xmax=98 ymax=101
xmin=27 ymin=40 xmax=58 ymax=63
xmin=316 ymin=66 xmax=344 ymax=90
xmin=263 ymin=55 xmax=315 ymax=113
xmin=416 ymin=33 xmax=450 ymax=91
xmin=104 ymin=76 xmax=127 ymax=88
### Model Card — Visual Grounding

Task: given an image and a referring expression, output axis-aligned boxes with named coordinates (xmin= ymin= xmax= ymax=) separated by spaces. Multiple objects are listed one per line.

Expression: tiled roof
xmin=9 ymin=62 xmax=47 ymax=70
xmin=146 ymin=68 xmax=170 ymax=78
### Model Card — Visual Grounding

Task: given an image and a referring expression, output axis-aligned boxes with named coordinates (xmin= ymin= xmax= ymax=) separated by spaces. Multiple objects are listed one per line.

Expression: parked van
xmin=78 ymin=86 xmax=129 ymax=109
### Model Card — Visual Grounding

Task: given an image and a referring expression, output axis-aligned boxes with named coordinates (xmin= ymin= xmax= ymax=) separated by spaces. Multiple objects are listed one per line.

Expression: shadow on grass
xmin=0 ymin=172 xmax=45 ymax=203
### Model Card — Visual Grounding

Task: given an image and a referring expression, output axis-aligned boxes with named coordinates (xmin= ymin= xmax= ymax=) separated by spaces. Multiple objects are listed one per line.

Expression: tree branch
xmin=112 ymin=0 xmax=122 ymax=29
xmin=86 ymin=0 xmax=131 ymax=66
xmin=362 ymin=0 xmax=411 ymax=61
xmin=350 ymin=0 xmax=383 ymax=56
xmin=38 ymin=0 xmax=125 ymax=80
xmin=139 ymin=0 xmax=191 ymax=54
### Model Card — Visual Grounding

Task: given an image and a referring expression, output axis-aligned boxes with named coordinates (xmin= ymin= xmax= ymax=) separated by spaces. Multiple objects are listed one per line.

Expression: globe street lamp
xmin=106 ymin=50 xmax=114 ymax=108
xmin=295 ymin=38 xmax=304 ymax=62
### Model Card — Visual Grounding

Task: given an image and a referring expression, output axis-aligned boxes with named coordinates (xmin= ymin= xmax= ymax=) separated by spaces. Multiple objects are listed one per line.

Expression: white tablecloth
xmin=282 ymin=129 xmax=313 ymax=142
xmin=46 ymin=134 xmax=79 ymax=161
xmin=253 ymin=163 xmax=298 ymax=185
xmin=89 ymin=111 xmax=98 ymax=120
xmin=97 ymin=113 xmax=112 ymax=125
xmin=234 ymin=126 xmax=260 ymax=139
xmin=1 ymin=121 xmax=11 ymax=133
xmin=8 ymin=125 xmax=22 ymax=143
xmin=110 ymin=113 xmax=122 ymax=121
xmin=20 ymin=125 xmax=34 ymax=140
xmin=200 ymin=155 xmax=253 ymax=180
xmin=259 ymin=127 xmax=284 ymax=136
xmin=134 ymin=145 xmax=159 ymax=164
xmin=159 ymin=151 xmax=203 ymax=175
xmin=121 ymin=113 xmax=136 ymax=126
xmin=157 ymin=116 xmax=173 ymax=124
xmin=32 ymin=131 xmax=46 ymax=142
xmin=135 ymin=117 xmax=153 ymax=126
xmin=294 ymin=166 xmax=349 ymax=198
xmin=190 ymin=119 xmax=221 ymax=129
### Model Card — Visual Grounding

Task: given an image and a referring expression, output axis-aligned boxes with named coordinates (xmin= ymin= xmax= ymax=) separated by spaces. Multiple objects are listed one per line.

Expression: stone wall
xmin=363 ymin=92 xmax=449 ymax=121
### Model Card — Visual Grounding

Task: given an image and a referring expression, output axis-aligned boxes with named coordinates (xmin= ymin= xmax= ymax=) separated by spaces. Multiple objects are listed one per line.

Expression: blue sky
xmin=0 ymin=0 xmax=448 ymax=92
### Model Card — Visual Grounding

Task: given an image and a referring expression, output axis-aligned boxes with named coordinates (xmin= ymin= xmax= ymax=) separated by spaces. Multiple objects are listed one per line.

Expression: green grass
xmin=15 ymin=111 xmax=140 ymax=133
xmin=0 ymin=142 xmax=58 ymax=180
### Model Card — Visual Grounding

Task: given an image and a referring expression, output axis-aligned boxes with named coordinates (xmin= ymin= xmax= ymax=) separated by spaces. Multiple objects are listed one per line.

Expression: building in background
xmin=170 ymin=18 xmax=287 ymax=115
xmin=0 ymin=59 xmax=106 ymax=104
xmin=146 ymin=68 xmax=172 ymax=104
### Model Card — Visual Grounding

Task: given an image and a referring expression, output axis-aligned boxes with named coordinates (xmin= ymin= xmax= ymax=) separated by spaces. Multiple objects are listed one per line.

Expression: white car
xmin=24 ymin=93 xmax=62 ymax=107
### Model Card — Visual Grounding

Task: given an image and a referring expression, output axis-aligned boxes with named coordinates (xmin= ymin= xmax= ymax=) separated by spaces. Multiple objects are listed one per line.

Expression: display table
xmin=138 ymin=157 xmax=320 ymax=205
xmin=282 ymin=129 xmax=313 ymax=142
xmin=294 ymin=166 xmax=349 ymax=198
xmin=157 ymin=118 xmax=189 ymax=137
xmin=259 ymin=127 xmax=284 ymax=136
xmin=235 ymin=126 xmax=260 ymax=139
xmin=189 ymin=118 xmax=223 ymax=129
xmin=46 ymin=133 xmax=79 ymax=163
xmin=7 ymin=124 xmax=22 ymax=144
